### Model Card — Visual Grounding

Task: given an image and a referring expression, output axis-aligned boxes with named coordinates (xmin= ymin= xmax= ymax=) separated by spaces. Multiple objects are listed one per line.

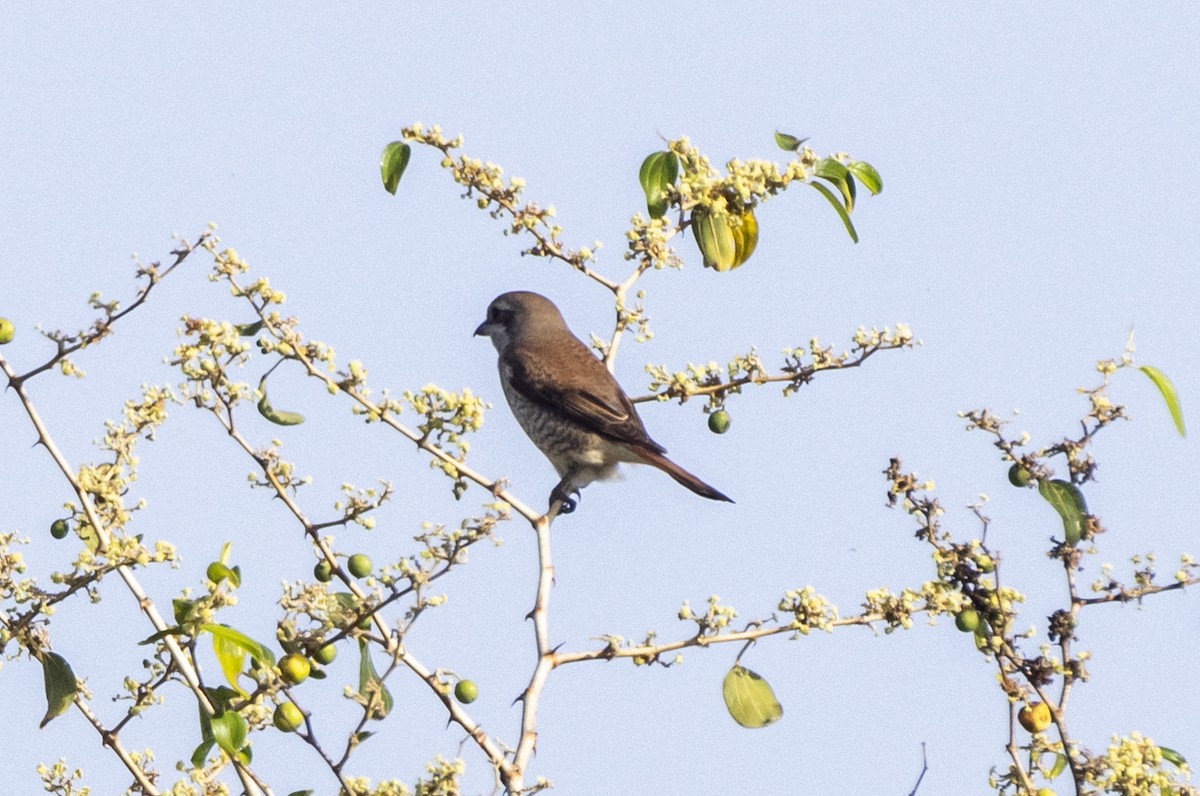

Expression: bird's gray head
xmin=474 ymin=291 xmax=568 ymax=352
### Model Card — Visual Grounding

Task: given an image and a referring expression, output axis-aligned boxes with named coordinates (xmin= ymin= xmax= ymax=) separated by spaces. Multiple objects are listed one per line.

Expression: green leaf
xmin=139 ymin=626 xmax=185 ymax=645
xmin=846 ymin=161 xmax=883 ymax=195
xmin=205 ymin=685 xmax=242 ymax=712
xmin=380 ymin=141 xmax=411 ymax=195
xmin=287 ymin=791 xmax=316 ymax=796
xmin=191 ymin=738 xmax=215 ymax=769
xmin=808 ymin=182 xmax=859 ymax=243
xmin=814 ymin=158 xmax=854 ymax=213
xmin=173 ymin=598 xmax=198 ymax=625
xmin=210 ymin=710 xmax=248 ymax=756
xmin=1038 ymin=479 xmax=1088 ymax=545
xmin=774 ymin=130 xmax=809 ymax=152
xmin=1139 ymin=365 xmax=1186 ymax=437
xmin=39 ymin=651 xmax=78 ymax=728
xmin=328 ymin=592 xmax=362 ymax=626
xmin=206 ymin=562 xmax=239 ymax=587
xmin=1048 ymin=752 xmax=1069 ymax=779
xmin=257 ymin=375 xmax=305 ymax=426
xmin=357 ymin=639 xmax=393 ymax=720
xmin=722 ymin=664 xmax=783 ymax=729
xmin=234 ymin=320 xmax=264 ymax=336
xmin=638 ymin=151 xmax=679 ymax=219
xmin=1160 ymin=746 xmax=1187 ymax=768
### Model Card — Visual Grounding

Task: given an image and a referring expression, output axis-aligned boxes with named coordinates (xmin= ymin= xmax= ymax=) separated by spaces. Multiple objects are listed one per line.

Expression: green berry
xmin=976 ymin=554 xmax=995 ymax=573
xmin=0 ymin=317 xmax=14 ymax=345
xmin=1008 ymin=463 xmax=1034 ymax=487
xmin=954 ymin=609 xmax=981 ymax=633
xmin=206 ymin=562 xmax=227 ymax=584
xmin=313 ymin=643 xmax=337 ymax=665
xmin=347 ymin=553 xmax=372 ymax=579
xmin=454 ymin=679 xmax=479 ymax=704
xmin=279 ymin=653 xmax=311 ymax=685
xmin=50 ymin=519 xmax=70 ymax=540
xmin=313 ymin=560 xmax=333 ymax=582
xmin=707 ymin=410 xmax=731 ymax=434
xmin=273 ymin=702 xmax=304 ymax=732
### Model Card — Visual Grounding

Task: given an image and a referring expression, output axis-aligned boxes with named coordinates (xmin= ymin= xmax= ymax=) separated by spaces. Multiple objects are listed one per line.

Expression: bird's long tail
xmin=635 ymin=447 xmax=734 ymax=503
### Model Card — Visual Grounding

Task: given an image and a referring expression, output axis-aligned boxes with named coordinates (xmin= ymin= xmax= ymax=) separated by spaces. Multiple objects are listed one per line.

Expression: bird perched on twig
xmin=474 ymin=290 xmax=733 ymax=514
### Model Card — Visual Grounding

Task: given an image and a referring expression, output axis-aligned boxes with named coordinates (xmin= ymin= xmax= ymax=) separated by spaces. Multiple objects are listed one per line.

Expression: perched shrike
xmin=474 ymin=290 xmax=733 ymax=513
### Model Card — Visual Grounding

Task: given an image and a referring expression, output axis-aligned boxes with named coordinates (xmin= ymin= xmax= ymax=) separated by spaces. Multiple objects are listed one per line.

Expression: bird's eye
xmin=491 ymin=307 xmax=512 ymax=324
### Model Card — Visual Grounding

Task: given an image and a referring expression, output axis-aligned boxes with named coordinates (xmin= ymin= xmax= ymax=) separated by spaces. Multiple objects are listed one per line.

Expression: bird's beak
xmin=473 ymin=321 xmax=490 ymax=337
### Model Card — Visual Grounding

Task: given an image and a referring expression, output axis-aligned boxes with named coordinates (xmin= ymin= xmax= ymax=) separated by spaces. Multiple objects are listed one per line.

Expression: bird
xmin=474 ymin=290 xmax=733 ymax=513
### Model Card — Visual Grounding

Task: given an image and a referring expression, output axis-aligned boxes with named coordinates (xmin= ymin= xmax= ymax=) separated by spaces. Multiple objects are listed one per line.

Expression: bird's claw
xmin=549 ymin=486 xmax=579 ymax=515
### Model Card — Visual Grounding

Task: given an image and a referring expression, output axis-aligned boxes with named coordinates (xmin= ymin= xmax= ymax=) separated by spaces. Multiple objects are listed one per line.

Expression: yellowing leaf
xmin=722 ymin=664 xmax=783 ymax=729
xmin=211 ymin=632 xmax=247 ymax=696
xmin=201 ymin=623 xmax=276 ymax=695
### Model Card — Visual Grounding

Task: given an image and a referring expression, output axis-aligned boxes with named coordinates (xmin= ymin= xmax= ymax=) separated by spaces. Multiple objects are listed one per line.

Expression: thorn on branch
xmin=906 ymin=742 xmax=928 ymax=796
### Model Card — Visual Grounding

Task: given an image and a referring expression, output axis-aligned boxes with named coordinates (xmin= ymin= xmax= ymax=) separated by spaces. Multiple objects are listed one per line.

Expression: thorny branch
xmin=0 ymin=232 xmax=272 ymax=796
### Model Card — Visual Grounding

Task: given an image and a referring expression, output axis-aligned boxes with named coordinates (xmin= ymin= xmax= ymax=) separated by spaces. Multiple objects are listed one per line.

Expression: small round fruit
xmin=1008 ymin=463 xmax=1034 ymax=488
xmin=313 ymin=560 xmax=332 ymax=583
xmin=954 ymin=608 xmax=981 ymax=633
xmin=273 ymin=701 xmax=304 ymax=732
xmin=279 ymin=653 xmax=311 ymax=685
xmin=454 ymin=679 xmax=479 ymax=704
xmin=1018 ymin=701 xmax=1052 ymax=733
xmin=976 ymin=554 xmax=995 ymax=573
xmin=50 ymin=519 xmax=70 ymax=540
xmin=347 ymin=553 xmax=372 ymax=579
xmin=0 ymin=317 xmax=14 ymax=345
xmin=206 ymin=562 xmax=227 ymax=584
xmin=313 ymin=643 xmax=337 ymax=665
xmin=1036 ymin=790 xmax=1056 ymax=796
xmin=708 ymin=410 xmax=731 ymax=435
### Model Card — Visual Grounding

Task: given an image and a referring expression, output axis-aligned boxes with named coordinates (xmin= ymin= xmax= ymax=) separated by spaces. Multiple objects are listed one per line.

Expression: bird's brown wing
xmin=503 ymin=336 xmax=667 ymax=454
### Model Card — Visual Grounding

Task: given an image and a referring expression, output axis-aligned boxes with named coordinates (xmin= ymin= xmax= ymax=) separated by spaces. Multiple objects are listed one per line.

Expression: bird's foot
xmin=549 ymin=486 xmax=579 ymax=515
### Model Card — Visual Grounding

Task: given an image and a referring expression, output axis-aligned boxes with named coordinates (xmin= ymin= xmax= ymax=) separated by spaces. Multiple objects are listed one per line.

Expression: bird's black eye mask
xmin=490 ymin=307 xmax=514 ymax=324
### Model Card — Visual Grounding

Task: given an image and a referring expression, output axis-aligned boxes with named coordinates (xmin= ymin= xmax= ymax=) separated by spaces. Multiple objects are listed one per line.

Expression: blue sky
xmin=2 ymin=4 xmax=1198 ymax=794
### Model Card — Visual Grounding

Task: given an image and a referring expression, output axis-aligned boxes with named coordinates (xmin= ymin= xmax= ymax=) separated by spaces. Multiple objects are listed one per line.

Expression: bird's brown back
xmin=502 ymin=331 xmax=667 ymax=454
